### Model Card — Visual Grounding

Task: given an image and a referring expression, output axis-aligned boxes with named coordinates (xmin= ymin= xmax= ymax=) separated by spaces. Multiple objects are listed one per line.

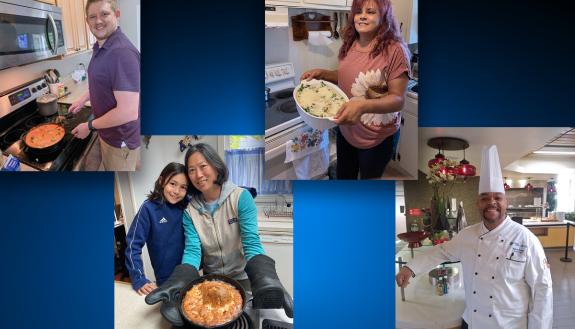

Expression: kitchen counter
xmin=396 ymin=245 xmax=465 ymax=329
xmin=115 ymin=281 xmax=170 ymax=329
xmin=58 ymin=77 xmax=91 ymax=107
xmin=522 ymin=219 xmax=567 ymax=227
xmin=115 ymin=281 xmax=293 ymax=329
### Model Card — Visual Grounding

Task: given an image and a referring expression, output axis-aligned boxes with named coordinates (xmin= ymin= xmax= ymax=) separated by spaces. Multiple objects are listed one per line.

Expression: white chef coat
xmin=406 ymin=217 xmax=553 ymax=329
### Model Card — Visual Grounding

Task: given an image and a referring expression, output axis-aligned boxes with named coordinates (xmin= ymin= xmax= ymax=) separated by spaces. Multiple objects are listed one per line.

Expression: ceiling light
xmin=533 ymin=146 xmax=575 ymax=155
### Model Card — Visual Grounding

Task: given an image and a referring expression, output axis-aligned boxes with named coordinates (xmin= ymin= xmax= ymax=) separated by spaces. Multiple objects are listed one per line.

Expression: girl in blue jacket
xmin=124 ymin=162 xmax=188 ymax=295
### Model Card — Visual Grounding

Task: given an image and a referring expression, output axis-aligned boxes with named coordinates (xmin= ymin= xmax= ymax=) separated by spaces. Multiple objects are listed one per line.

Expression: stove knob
xmin=41 ymin=83 xmax=47 ymax=88
xmin=37 ymin=85 xmax=42 ymax=90
xmin=31 ymin=87 xmax=37 ymax=93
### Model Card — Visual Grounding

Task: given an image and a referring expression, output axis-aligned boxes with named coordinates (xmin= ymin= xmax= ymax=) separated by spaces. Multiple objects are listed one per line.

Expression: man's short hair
xmin=85 ymin=0 xmax=118 ymax=16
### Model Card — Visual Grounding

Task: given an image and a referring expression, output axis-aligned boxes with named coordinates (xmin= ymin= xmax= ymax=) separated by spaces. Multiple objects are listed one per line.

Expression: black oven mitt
xmin=145 ymin=264 xmax=199 ymax=327
xmin=245 ymin=254 xmax=294 ymax=318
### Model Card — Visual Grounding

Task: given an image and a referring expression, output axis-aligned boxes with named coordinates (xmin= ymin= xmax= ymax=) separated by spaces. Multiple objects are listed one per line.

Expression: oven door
xmin=0 ymin=1 xmax=65 ymax=70
xmin=265 ymin=122 xmax=332 ymax=180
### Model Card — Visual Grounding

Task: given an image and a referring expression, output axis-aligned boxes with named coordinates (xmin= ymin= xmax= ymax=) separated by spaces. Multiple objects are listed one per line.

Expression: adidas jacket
xmin=124 ymin=199 xmax=185 ymax=290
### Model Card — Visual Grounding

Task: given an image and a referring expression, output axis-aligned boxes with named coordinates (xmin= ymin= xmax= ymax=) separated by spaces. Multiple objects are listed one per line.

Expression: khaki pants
xmin=98 ymin=137 xmax=140 ymax=171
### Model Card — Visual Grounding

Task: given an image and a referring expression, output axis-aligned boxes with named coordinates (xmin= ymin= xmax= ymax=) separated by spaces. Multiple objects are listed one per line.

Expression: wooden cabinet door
xmin=57 ymin=0 xmax=77 ymax=53
xmin=36 ymin=0 xmax=57 ymax=5
xmin=71 ymin=0 xmax=88 ymax=51
xmin=83 ymin=0 xmax=97 ymax=48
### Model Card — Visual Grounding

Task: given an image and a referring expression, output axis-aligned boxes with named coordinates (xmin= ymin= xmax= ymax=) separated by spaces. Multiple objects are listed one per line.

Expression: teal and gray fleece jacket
xmin=182 ymin=181 xmax=265 ymax=280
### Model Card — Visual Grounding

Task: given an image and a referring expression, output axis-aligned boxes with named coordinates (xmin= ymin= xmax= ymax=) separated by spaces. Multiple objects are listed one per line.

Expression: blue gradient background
xmin=140 ymin=1 xmax=263 ymax=135
xmin=419 ymin=0 xmax=575 ymax=126
xmin=293 ymin=180 xmax=396 ymax=328
xmin=0 ymin=173 xmax=113 ymax=328
xmin=0 ymin=0 xmax=574 ymax=328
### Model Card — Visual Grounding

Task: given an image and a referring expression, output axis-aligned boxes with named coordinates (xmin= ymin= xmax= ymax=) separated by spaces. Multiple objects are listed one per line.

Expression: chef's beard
xmin=481 ymin=207 xmax=506 ymax=228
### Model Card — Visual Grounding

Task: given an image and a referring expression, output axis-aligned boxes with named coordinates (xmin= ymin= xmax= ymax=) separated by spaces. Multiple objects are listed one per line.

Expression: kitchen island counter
xmin=522 ymin=219 xmax=566 ymax=227
xmin=396 ymin=244 xmax=465 ymax=329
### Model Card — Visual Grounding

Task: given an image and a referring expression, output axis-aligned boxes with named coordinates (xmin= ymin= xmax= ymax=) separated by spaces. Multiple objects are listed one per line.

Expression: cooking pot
xmin=428 ymin=267 xmax=461 ymax=288
xmin=179 ymin=274 xmax=247 ymax=328
xmin=36 ymin=93 xmax=58 ymax=116
xmin=21 ymin=122 xmax=66 ymax=155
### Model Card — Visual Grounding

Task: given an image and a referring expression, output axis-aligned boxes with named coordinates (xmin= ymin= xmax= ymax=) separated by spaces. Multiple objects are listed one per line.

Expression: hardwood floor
xmin=546 ymin=248 xmax=575 ymax=329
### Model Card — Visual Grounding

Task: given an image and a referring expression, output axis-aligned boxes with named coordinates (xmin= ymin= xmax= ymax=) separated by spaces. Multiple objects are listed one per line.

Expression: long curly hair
xmin=339 ymin=0 xmax=403 ymax=60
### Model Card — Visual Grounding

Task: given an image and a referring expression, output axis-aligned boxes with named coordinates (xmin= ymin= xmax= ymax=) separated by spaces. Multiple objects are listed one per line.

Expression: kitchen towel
xmin=307 ymin=31 xmax=333 ymax=46
xmin=285 ymin=129 xmax=329 ymax=179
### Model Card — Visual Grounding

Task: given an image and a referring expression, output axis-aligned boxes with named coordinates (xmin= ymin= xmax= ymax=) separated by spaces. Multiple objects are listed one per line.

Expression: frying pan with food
xmin=21 ymin=123 xmax=67 ymax=154
xmin=178 ymin=274 xmax=247 ymax=329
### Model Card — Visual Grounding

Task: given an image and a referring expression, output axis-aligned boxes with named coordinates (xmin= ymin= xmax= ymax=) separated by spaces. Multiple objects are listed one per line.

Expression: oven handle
xmin=266 ymin=142 xmax=286 ymax=159
xmin=47 ymin=13 xmax=58 ymax=55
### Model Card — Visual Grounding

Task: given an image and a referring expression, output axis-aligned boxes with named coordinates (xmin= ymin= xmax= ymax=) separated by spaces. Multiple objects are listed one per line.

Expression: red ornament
xmin=457 ymin=159 xmax=476 ymax=176
xmin=408 ymin=208 xmax=422 ymax=216
xmin=525 ymin=183 xmax=533 ymax=192
xmin=504 ymin=182 xmax=511 ymax=191
xmin=428 ymin=153 xmax=445 ymax=168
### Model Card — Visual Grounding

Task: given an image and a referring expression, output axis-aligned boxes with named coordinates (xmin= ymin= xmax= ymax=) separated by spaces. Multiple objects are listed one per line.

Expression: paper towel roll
xmin=308 ymin=31 xmax=333 ymax=46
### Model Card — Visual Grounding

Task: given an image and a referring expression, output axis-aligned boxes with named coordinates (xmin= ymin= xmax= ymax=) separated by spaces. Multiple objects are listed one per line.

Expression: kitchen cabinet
xmin=392 ymin=0 xmax=418 ymax=44
xmin=303 ymin=0 xmax=347 ymax=6
xmin=528 ymin=225 xmax=573 ymax=248
xmin=83 ymin=0 xmax=97 ymax=48
xmin=265 ymin=0 xmax=350 ymax=10
xmin=397 ymin=111 xmax=418 ymax=178
xmin=58 ymin=0 xmax=91 ymax=54
xmin=36 ymin=0 xmax=57 ymax=4
xmin=389 ymin=108 xmax=418 ymax=179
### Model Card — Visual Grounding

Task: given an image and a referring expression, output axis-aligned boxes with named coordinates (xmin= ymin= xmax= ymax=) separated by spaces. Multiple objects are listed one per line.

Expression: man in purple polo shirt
xmin=70 ymin=0 xmax=140 ymax=171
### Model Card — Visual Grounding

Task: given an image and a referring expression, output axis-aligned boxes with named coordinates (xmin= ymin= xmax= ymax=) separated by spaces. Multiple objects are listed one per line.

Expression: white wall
xmin=0 ymin=52 xmax=92 ymax=93
xmin=265 ymin=8 xmax=343 ymax=81
xmin=129 ymin=136 xmax=219 ymax=212
xmin=118 ymin=0 xmax=141 ymax=51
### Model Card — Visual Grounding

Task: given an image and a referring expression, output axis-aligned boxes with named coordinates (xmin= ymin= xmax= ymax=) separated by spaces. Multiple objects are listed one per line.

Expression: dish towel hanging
xmin=285 ymin=128 xmax=329 ymax=179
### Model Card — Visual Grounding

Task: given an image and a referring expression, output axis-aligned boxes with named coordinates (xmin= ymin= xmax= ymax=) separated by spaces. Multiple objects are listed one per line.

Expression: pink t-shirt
xmin=338 ymin=40 xmax=411 ymax=149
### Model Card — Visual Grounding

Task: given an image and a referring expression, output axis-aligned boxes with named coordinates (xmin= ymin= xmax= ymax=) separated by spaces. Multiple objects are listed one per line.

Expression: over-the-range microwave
xmin=0 ymin=0 xmax=66 ymax=70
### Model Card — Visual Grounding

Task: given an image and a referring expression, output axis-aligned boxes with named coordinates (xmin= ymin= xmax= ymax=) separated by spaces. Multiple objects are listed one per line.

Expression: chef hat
xmin=478 ymin=145 xmax=505 ymax=194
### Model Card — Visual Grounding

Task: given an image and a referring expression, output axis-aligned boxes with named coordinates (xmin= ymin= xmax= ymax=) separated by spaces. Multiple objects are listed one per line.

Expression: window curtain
xmin=225 ymin=148 xmax=292 ymax=195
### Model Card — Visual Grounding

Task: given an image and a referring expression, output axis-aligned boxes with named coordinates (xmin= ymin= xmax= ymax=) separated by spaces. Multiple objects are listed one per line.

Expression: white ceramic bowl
xmin=293 ymin=79 xmax=348 ymax=130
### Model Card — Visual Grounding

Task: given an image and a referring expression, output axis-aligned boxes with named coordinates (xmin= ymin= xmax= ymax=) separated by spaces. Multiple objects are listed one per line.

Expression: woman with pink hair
xmin=301 ymin=0 xmax=411 ymax=179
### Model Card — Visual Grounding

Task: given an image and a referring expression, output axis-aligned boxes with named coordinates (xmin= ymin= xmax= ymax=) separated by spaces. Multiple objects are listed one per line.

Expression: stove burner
xmin=278 ymin=100 xmax=297 ymax=113
xmin=266 ymin=99 xmax=277 ymax=108
xmin=275 ymin=88 xmax=294 ymax=99
xmin=25 ymin=116 xmax=46 ymax=129
xmin=180 ymin=312 xmax=253 ymax=329
xmin=1 ymin=129 xmax=25 ymax=148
